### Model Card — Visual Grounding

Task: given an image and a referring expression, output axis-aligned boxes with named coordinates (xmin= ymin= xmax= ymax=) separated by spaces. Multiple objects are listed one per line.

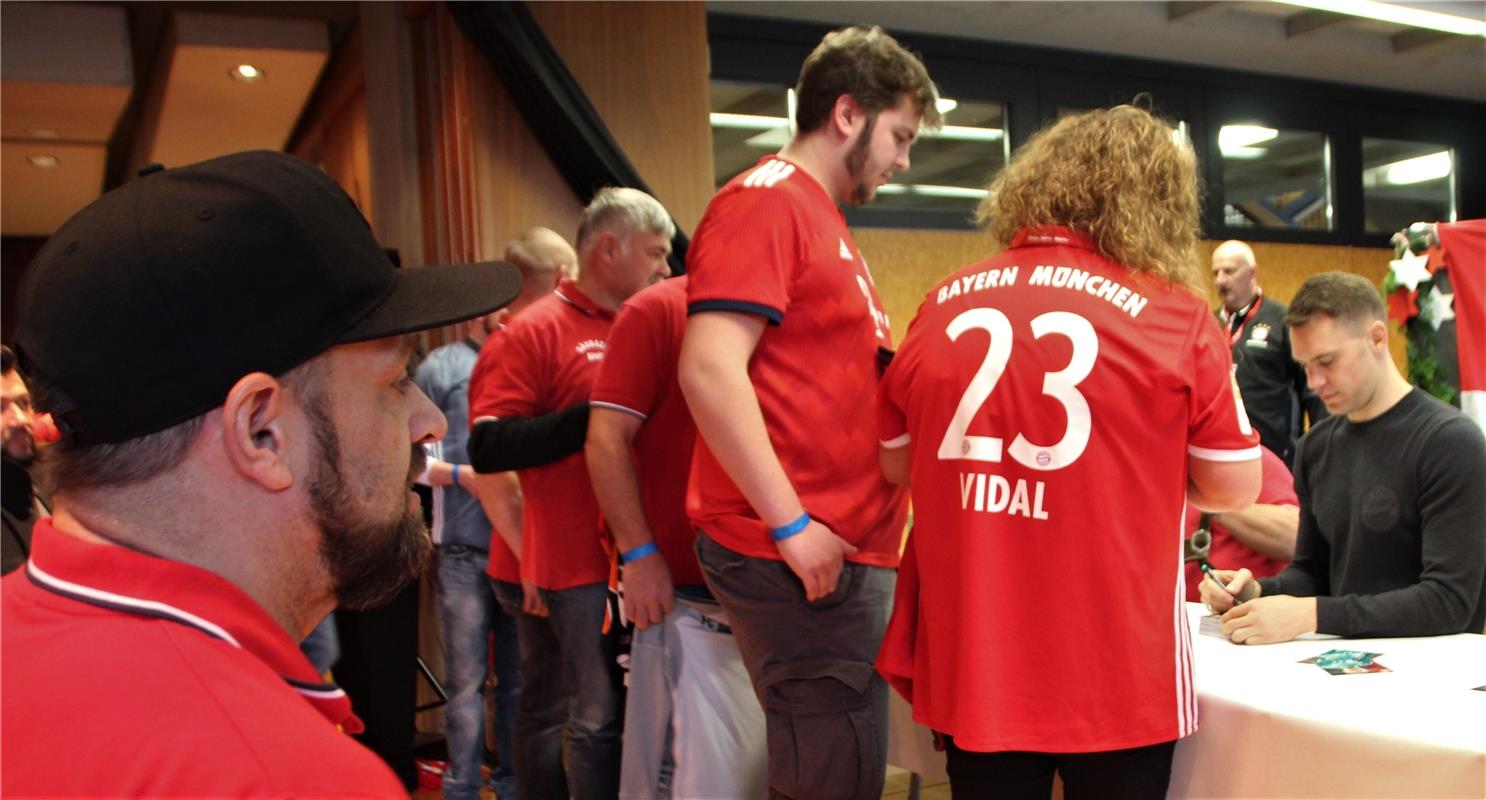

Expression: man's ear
xmin=1367 ymin=319 xmax=1389 ymax=353
xmin=830 ymin=93 xmax=865 ymax=140
xmin=221 ymin=372 xmax=295 ymax=492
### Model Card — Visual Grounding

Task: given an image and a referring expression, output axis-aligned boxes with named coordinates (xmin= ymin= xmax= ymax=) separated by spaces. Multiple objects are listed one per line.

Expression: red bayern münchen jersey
xmin=468 ymin=279 xmax=614 ymax=590
xmin=1183 ymin=444 xmax=1295 ymax=601
xmin=686 ymin=156 xmax=908 ymax=565
xmin=2 ymin=521 xmax=405 ymax=798
xmin=589 ymin=276 xmax=703 ymax=587
xmin=469 ymin=324 xmax=520 ymax=584
xmin=876 ymin=226 xmax=1259 ymax=753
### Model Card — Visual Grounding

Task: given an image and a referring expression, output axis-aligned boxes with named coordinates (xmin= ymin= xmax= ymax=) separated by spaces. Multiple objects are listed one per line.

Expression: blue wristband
xmin=769 ymin=512 xmax=811 ymax=541
xmin=620 ymin=542 xmax=659 ymax=565
xmin=451 ymin=463 xmax=461 ymax=486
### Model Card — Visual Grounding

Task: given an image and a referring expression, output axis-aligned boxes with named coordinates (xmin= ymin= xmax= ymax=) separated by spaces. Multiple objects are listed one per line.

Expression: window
xmin=1220 ymin=125 xmax=1333 ymax=231
xmin=1362 ymin=138 xmax=1455 ymax=234
xmin=709 ymin=81 xmax=1008 ymax=224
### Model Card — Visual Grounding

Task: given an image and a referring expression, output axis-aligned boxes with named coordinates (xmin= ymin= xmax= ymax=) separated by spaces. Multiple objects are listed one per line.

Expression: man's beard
xmin=2 ymin=430 xmax=35 ymax=467
xmin=303 ymin=392 xmax=431 ymax=611
xmin=844 ymin=114 xmax=879 ymax=206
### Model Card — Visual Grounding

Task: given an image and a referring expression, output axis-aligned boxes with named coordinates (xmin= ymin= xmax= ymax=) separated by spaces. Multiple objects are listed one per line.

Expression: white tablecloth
xmin=888 ymin=603 xmax=1486 ymax=798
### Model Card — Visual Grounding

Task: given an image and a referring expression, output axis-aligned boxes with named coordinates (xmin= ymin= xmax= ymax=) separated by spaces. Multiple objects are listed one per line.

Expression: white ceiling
xmin=708 ymin=1 xmax=1486 ymax=103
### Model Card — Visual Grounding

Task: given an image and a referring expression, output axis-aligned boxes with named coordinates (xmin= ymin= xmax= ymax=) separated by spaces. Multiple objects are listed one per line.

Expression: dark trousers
xmin=944 ymin=736 xmax=1177 ymax=800
xmin=695 ymin=531 xmax=895 ymax=800
xmin=334 ymin=581 xmax=421 ymax=791
xmin=493 ymin=579 xmax=568 ymax=800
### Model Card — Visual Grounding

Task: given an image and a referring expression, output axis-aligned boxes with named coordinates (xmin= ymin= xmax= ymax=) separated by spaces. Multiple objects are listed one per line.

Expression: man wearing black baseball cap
xmin=0 ymin=150 xmax=521 ymax=798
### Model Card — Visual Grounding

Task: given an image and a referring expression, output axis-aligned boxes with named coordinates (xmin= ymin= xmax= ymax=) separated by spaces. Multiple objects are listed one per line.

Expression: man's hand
xmin=522 ymin=578 xmax=549 ymax=617
xmin=1220 ymin=595 xmax=1317 ymax=644
xmin=622 ymin=555 xmax=675 ymax=630
xmin=777 ymin=520 xmax=859 ymax=602
xmin=1199 ymin=567 xmax=1259 ymax=614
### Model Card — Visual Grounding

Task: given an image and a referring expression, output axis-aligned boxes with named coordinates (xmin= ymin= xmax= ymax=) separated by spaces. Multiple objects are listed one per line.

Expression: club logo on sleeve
xmin=576 ymin=339 xmax=606 ymax=362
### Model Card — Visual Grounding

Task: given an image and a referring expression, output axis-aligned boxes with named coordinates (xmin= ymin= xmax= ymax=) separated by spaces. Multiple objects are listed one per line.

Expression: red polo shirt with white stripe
xmin=1 ymin=520 xmax=404 ymax=798
xmin=686 ymin=156 xmax=908 ymax=565
xmin=589 ymin=276 xmax=703 ymax=587
xmin=876 ymin=226 xmax=1259 ymax=753
xmin=469 ymin=279 xmax=614 ymax=590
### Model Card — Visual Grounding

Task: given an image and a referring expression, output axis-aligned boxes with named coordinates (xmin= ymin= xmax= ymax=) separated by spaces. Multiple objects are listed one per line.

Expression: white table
xmin=888 ymin=603 xmax=1486 ymax=799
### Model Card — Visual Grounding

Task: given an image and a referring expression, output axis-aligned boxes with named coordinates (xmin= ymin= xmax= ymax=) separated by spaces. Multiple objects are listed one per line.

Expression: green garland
xmin=1387 ymin=230 xmax=1457 ymax=406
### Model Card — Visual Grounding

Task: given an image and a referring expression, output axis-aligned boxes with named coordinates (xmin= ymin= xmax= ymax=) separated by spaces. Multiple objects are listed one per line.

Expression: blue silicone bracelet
xmin=769 ymin=512 xmax=811 ymax=541
xmin=619 ymin=542 xmax=659 ymax=565
xmin=451 ymin=463 xmax=461 ymax=486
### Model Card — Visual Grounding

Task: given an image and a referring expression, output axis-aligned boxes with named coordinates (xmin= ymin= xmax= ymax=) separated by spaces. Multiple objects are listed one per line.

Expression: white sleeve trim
xmin=880 ymin=432 xmax=912 ymax=449
xmin=1187 ymin=444 xmax=1261 ymax=462
xmin=590 ymin=401 xmax=648 ymax=421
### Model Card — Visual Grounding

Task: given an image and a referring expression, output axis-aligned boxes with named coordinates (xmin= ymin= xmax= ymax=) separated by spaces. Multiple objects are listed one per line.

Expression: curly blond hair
xmin=977 ymin=105 xmax=1204 ymax=294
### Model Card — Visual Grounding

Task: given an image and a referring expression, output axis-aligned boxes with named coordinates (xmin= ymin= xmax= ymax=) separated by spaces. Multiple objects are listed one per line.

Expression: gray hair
xmin=575 ymin=187 xmax=675 ymax=253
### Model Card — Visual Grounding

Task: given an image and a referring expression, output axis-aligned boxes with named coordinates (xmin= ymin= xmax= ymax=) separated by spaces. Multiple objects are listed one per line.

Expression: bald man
xmin=507 ymin=226 xmax=579 ymax=285
xmin=1212 ymin=240 xmax=1328 ymax=466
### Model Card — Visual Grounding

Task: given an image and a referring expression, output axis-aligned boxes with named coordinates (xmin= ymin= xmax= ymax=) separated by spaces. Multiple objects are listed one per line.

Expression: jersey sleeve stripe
xmin=687 ymin=299 xmax=784 ymax=325
xmin=880 ymin=433 xmax=911 ymax=448
xmin=1186 ymin=444 xmax=1262 ymax=462
xmin=590 ymin=401 xmax=648 ymax=421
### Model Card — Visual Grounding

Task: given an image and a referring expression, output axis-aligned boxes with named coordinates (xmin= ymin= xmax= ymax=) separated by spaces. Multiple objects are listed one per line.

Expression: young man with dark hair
xmin=877 ymin=105 xmax=1261 ymax=799
xmin=1 ymin=150 xmax=521 ymax=797
xmin=678 ymin=25 xmax=939 ymax=800
xmin=1203 ymin=271 xmax=1486 ymax=643
xmin=1 ymin=345 xmax=42 ymax=575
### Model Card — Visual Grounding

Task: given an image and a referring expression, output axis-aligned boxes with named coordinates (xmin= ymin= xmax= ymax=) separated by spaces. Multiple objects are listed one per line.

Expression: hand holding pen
xmin=1199 ymin=563 xmax=1257 ymax=614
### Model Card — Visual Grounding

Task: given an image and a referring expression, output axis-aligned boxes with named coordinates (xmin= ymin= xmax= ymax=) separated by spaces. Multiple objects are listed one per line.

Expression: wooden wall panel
xmin=857 ymin=230 xmax=1402 ymax=369
xmin=528 ymin=1 xmax=713 ymax=235
xmin=288 ymin=26 xmax=372 ymax=224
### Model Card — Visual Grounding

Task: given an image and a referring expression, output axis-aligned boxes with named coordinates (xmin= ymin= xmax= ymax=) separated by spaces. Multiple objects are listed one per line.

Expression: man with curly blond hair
xmin=876 ymin=105 xmax=1261 ymax=799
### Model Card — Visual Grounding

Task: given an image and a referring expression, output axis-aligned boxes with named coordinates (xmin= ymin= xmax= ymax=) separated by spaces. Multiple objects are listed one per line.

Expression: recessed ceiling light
xmin=27 ymin=155 xmax=59 ymax=169
xmin=230 ymin=64 xmax=264 ymax=82
xmin=27 ymin=129 xmax=60 ymax=139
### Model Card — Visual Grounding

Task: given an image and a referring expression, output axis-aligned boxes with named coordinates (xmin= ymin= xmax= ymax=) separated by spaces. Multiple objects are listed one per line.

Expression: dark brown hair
xmin=794 ymin=26 xmax=941 ymax=134
xmin=1285 ymin=271 xmax=1386 ymax=330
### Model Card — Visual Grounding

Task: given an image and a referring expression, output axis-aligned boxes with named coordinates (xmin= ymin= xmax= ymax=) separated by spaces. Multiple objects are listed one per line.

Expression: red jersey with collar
xmin=589 ymin=277 xmax=703 ymax=587
xmin=469 ymin=279 xmax=614 ymax=590
xmin=686 ymin=156 xmax=908 ymax=565
xmin=1 ymin=520 xmax=404 ymax=798
xmin=469 ymin=324 xmax=521 ymax=584
xmin=876 ymin=226 xmax=1260 ymax=753
xmin=1184 ymin=445 xmax=1295 ymax=601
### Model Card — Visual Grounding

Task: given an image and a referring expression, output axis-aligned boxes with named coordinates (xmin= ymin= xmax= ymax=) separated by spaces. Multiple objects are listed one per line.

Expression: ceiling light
xmin=27 ymin=155 xmax=59 ymax=169
xmin=923 ymin=125 xmax=1003 ymax=142
xmin=230 ymin=64 xmax=264 ymax=82
xmin=879 ymin=183 xmax=989 ymax=199
xmin=710 ymin=113 xmax=1001 ymax=142
xmin=710 ymin=112 xmax=783 ymax=129
xmin=1273 ymin=0 xmax=1486 ymax=37
xmin=1384 ymin=151 xmax=1452 ymax=185
xmin=936 ymin=97 xmax=958 ymax=114
xmin=1219 ymin=125 xmax=1279 ymax=153
xmin=1222 ymin=147 xmax=1268 ymax=160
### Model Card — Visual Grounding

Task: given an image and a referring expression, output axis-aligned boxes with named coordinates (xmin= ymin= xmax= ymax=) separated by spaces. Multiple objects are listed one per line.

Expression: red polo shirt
xmin=876 ymin=226 xmax=1260 ymax=753
xmin=589 ymin=277 xmax=703 ymax=588
xmin=469 ymin=279 xmax=615 ymax=590
xmin=686 ymin=156 xmax=908 ymax=565
xmin=1184 ymin=445 xmax=1296 ymax=601
xmin=468 ymin=324 xmax=521 ymax=585
xmin=1 ymin=520 xmax=404 ymax=798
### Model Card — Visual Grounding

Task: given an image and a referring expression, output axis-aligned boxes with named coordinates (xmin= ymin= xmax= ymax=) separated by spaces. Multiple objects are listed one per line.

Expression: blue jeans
xmin=544 ymin=582 xmax=624 ymax=800
xmin=493 ymin=579 xmax=568 ymax=800
xmin=438 ymin=545 xmax=520 ymax=800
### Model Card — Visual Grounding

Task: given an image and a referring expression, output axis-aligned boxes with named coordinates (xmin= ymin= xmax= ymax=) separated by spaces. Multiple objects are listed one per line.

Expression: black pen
xmin=1201 ymin=562 xmax=1241 ymax=605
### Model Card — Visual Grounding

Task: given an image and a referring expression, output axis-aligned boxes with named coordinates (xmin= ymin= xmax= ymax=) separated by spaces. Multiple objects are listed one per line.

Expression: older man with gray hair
xmin=468 ymin=187 xmax=675 ymax=800
xmin=1212 ymin=240 xmax=1328 ymax=466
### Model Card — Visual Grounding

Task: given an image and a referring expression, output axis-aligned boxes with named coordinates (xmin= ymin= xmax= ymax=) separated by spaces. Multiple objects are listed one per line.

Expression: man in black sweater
xmin=1202 ymin=271 xmax=1486 ymax=643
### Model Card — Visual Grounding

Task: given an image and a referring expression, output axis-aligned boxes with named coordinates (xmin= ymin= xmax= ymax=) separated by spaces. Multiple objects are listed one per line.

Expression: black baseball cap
xmin=15 ymin=150 xmax=521 ymax=445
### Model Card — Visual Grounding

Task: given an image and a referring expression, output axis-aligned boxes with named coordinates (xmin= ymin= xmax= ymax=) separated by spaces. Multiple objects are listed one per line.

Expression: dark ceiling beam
xmin=1391 ymin=29 xmax=1472 ymax=54
xmin=1167 ymin=2 xmax=1221 ymax=22
xmin=1285 ymin=10 xmax=1346 ymax=38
